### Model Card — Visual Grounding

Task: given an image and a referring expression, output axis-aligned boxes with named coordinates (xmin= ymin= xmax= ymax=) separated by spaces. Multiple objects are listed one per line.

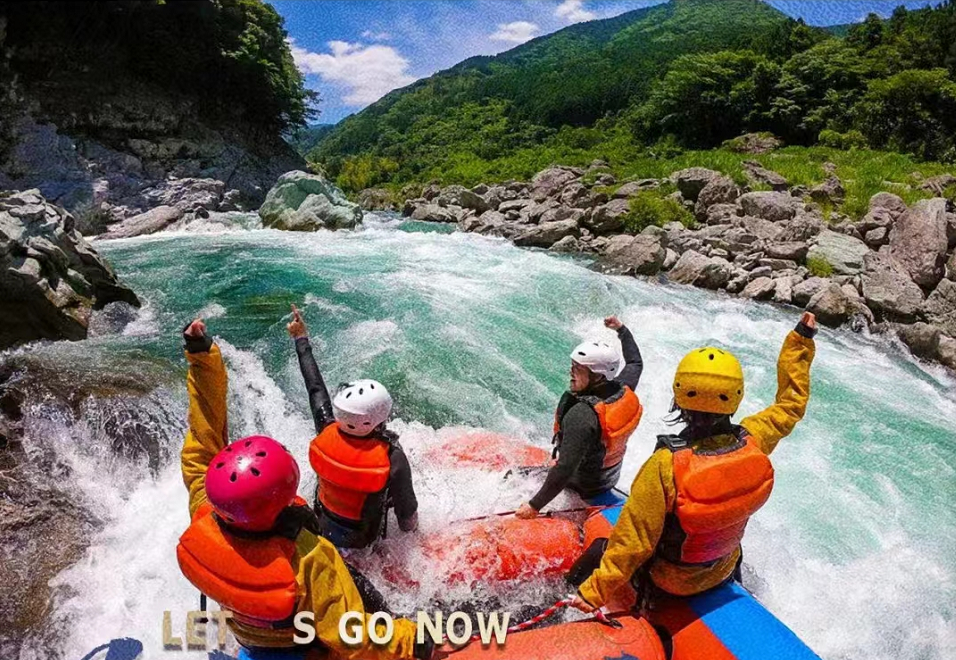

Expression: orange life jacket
xmin=309 ymin=422 xmax=391 ymax=522
xmin=655 ymin=429 xmax=774 ymax=566
xmin=554 ymin=385 xmax=643 ymax=468
xmin=176 ymin=500 xmax=306 ymax=630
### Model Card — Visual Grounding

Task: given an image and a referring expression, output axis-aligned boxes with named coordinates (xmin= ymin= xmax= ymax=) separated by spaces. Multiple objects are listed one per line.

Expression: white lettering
xmin=339 ymin=611 xmax=365 ymax=645
xmin=445 ymin=612 xmax=472 ymax=646
xmin=367 ymin=612 xmax=394 ymax=645
xmin=417 ymin=611 xmax=443 ymax=645
xmin=477 ymin=611 xmax=510 ymax=645
xmin=294 ymin=611 xmax=316 ymax=644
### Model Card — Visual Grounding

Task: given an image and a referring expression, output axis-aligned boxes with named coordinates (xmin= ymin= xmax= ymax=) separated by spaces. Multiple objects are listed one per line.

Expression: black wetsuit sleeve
xmin=615 ymin=325 xmax=643 ymax=390
xmin=294 ymin=337 xmax=335 ymax=433
xmin=388 ymin=444 xmax=419 ymax=527
xmin=529 ymin=402 xmax=600 ymax=511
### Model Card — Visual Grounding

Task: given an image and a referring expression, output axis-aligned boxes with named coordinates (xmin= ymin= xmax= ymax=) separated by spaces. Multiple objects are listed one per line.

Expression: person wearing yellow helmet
xmin=569 ymin=311 xmax=817 ymax=613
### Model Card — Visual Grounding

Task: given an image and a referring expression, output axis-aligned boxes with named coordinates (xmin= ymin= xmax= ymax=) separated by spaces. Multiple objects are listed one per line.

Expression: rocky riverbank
xmin=395 ymin=163 xmax=956 ymax=371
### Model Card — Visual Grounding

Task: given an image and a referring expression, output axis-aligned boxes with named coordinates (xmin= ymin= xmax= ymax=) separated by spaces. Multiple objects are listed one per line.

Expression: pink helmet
xmin=205 ymin=436 xmax=300 ymax=531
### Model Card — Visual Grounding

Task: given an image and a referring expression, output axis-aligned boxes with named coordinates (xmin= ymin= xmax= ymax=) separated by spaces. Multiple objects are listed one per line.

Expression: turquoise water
xmin=16 ymin=213 xmax=956 ymax=659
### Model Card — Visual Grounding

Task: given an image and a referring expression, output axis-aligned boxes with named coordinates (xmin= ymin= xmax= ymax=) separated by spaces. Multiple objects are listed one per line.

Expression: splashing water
xmin=13 ymin=212 xmax=956 ymax=660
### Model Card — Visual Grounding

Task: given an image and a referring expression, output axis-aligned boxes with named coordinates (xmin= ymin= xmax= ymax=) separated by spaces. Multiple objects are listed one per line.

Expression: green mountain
xmin=312 ymin=0 xmax=956 ymax=193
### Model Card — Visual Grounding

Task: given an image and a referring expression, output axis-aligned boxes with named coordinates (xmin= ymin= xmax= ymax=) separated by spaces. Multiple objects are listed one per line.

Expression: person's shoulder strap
xmin=655 ymin=434 xmax=690 ymax=453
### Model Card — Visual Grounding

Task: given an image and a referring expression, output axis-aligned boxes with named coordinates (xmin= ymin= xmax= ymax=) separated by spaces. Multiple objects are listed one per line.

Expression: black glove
xmin=794 ymin=319 xmax=817 ymax=339
xmin=182 ymin=321 xmax=213 ymax=353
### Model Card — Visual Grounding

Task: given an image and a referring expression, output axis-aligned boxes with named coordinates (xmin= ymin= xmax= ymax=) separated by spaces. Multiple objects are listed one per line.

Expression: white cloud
xmin=555 ymin=0 xmax=596 ymax=23
xmin=361 ymin=30 xmax=391 ymax=41
xmin=489 ymin=20 xmax=540 ymax=44
xmin=289 ymin=39 xmax=417 ymax=106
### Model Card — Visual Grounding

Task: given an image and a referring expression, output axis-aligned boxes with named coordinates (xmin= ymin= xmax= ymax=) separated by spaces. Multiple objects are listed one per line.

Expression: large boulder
xmin=436 ymin=185 xmax=489 ymax=213
xmin=860 ymin=252 xmax=925 ymax=320
xmin=356 ymin=188 xmax=396 ymax=211
xmin=740 ymin=277 xmax=776 ymax=300
xmin=411 ymin=203 xmax=460 ymax=223
xmin=513 ymin=218 xmax=580 ymax=248
xmin=888 ymin=198 xmax=948 ymax=289
xmin=806 ymin=230 xmax=870 ymax=275
xmin=587 ymin=199 xmax=631 ymax=235
xmin=603 ymin=234 xmax=666 ymax=275
xmin=742 ymin=161 xmax=788 ymax=191
xmin=694 ymin=176 xmax=738 ymax=219
xmin=894 ymin=322 xmax=941 ymax=362
xmin=807 ymin=283 xmax=850 ymax=327
xmin=668 ymin=250 xmax=733 ymax=290
xmin=259 ymin=171 xmax=362 ymax=231
xmin=530 ymin=166 xmax=581 ymax=201
xmin=672 ymin=168 xmax=721 ymax=202
xmin=938 ymin=335 xmax=956 ymax=370
xmin=0 ymin=190 xmax=140 ymax=350
xmin=738 ymin=192 xmax=803 ymax=223
xmin=139 ymin=177 xmax=225 ymax=214
xmin=792 ymin=277 xmax=829 ymax=307
xmin=922 ymin=279 xmax=956 ymax=337
xmin=99 ymin=205 xmax=184 ymax=240
xmin=869 ymin=192 xmax=907 ymax=219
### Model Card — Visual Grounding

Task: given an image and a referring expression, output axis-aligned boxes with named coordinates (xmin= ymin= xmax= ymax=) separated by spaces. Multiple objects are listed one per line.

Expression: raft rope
xmin=459 ymin=503 xmax=617 ymax=523
xmin=443 ymin=598 xmax=622 ymax=653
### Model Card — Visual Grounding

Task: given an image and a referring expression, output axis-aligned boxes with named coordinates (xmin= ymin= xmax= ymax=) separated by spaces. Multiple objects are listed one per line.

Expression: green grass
xmin=807 ymin=255 xmax=834 ymax=278
xmin=623 ymin=190 xmax=695 ymax=233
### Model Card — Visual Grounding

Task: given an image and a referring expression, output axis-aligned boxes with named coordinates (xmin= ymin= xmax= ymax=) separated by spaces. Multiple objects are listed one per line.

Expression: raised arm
xmin=608 ymin=316 xmax=643 ymax=390
xmin=180 ymin=319 xmax=229 ymax=518
xmin=739 ymin=312 xmax=817 ymax=456
xmin=288 ymin=304 xmax=335 ymax=433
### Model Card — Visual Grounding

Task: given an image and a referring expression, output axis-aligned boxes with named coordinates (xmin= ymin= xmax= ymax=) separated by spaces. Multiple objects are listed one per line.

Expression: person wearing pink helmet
xmin=175 ymin=319 xmax=433 ymax=660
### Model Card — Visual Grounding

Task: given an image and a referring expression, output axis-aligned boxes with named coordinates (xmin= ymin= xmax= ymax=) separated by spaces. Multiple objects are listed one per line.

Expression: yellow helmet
xmin=673 ymin=347 xmax=744 ymax=415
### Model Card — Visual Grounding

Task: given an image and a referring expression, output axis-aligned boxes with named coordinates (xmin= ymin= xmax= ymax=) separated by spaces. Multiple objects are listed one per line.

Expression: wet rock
xmin=0 ymin=191 xmax=140 ymax=350
xmin=140 ymin=177 xmax=224 ymax=214
xmin=603 ymin=234 xmax=666 ymax=275
xmin=738 ymin=191 xmax=803 ymax=223
xmin=740 ymin=277 xmax=776 ymax=300
xmin=259 ymin=170 xmax=362 ymax=231
xmin=530 ymin=166 xmax=581 ymax=201
xmin=99 ymin=204 xmax=183 ymax=239
xmin=807 ymin=230 xmax=870 ymax=276
xmin=807 ymin=283 xmax=850 ymax=327
xmin=411 ymin=203 xmax=459 ymax=223
xmin=513 ymin=218 xmax=579 ymax=248
xmin=549 ymin=235 xmax=581 ymax=253
xmin=218 ymin=188 xmax=244 ymax=213
xmin=922 ymin=279 xmax=956 ymax=336
xmin=587 ymin=199 xmax=631 ymax=235
xmin=888 ymin=198 xmax=949 ymax=289
xmin=860 ymin=252 xmax=925 ymax=320
xmin=88 ymin=301 xmax=139 ymax=337
xmin=356 ymin=188 xmax=396 ymax=211
xmin=672 ymin=168 xmax=721 ymax=202
xmin=937 ymin=335 xmax=956 ymax=370
xmin=895 ymin=322 xmax=941 ymax=361
xmin=742 ymin=160 xmax=788 ymax=191
xmin=694 ymin=176 xmax=738 ymax=219
xmin=792 ymin=277 xmax=829 ymax=307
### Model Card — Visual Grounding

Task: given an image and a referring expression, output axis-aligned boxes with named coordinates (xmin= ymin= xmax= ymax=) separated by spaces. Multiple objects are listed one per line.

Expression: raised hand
xmin=800 ymin=311 xmax=817 ymax=330
xmin=604 ymin=315 xmax=623 ymax=331
xmin=287 ymin=303 xmax=308 ymax=339
xmin=184 ymin=318 xmax=206 ymax=338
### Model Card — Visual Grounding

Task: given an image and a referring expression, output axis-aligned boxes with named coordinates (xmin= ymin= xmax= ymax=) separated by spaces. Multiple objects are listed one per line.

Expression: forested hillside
xmin=309 ymin=0 xmax=956 ymax=194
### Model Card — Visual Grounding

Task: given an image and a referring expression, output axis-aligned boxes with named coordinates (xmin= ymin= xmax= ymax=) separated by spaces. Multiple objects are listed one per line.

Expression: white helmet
xmin=332 ymin=379 xmax=393 ymax=437
xmin=570 ymin=340 xmax=621 ymax=379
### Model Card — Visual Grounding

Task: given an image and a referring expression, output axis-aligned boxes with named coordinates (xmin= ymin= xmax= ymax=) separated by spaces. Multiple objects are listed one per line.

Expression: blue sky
xmin=271 ymin=0 xmax=939 ymax=124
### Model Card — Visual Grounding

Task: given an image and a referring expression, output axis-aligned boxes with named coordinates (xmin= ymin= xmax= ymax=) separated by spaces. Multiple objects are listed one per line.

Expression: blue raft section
xmin=583 ymin=489 xmax=822 ymax=660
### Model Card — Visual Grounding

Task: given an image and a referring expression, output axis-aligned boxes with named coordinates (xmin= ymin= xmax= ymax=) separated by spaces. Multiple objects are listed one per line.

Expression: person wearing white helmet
xmin=516 ymin=315 xmax=645 ymax=519
xmin=287 ymin=305 xmax=419 ymax=549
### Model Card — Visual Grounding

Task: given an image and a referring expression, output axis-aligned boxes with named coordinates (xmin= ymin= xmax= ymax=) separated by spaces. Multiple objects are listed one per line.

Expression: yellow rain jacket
xmin=578 ymin=329 xmax=815 ymax=608
xmin=180 ymin=345 xmax=419 ymax=659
